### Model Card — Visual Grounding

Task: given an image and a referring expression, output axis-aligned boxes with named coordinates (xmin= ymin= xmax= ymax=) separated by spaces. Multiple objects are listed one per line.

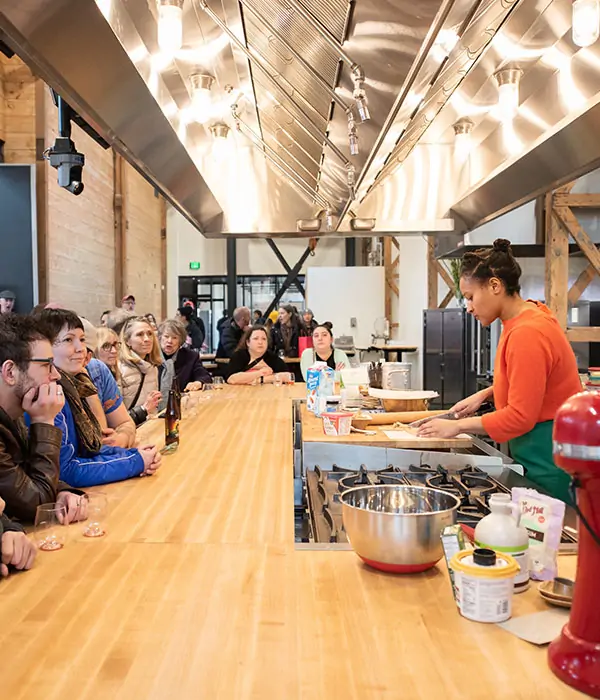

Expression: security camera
xmin=46 ymin=136 xmax=85 ymax=196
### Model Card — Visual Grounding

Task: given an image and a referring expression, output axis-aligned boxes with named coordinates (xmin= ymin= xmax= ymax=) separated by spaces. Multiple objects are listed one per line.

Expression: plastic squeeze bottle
xmin=474 ymin=493 xmax=530 ymax=593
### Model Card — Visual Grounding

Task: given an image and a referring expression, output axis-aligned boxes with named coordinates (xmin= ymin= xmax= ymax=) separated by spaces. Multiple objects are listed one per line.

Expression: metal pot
xmin=381 ymin=362 xmax=412 ymax=391
xmin=341 ymin=485 xmax=460 ymax=573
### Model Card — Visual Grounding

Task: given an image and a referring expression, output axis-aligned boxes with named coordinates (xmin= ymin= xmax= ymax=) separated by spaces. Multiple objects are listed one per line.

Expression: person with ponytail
xmin=417 ymin=238 xmax=581 ymax=502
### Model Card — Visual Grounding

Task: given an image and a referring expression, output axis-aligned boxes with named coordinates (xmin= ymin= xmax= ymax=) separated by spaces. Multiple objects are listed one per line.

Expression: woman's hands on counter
xmin=449 ymin=387 xmax=493 ymax=419
xmin=417 ymin=416 xmax=486 ymax=439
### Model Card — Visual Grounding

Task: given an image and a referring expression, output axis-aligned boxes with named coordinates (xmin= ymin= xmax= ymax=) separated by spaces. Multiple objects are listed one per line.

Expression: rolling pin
xmin=352 ymin=410 xmax=448 ymax=429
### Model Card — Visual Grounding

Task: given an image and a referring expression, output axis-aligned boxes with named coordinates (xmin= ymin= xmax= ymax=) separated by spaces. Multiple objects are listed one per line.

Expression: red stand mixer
xmin=550 ymin=391 xmax=600 ymax=697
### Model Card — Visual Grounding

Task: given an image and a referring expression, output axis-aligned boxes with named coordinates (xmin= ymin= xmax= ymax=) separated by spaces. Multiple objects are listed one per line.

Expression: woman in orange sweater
xmin=418 ymin=238 xmax=582 ymax=502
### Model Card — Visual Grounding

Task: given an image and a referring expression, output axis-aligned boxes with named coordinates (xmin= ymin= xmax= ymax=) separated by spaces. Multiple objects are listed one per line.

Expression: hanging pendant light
xmin=190 ymin=73 xmax=214 ymax=123
xmin=572 ymin=0 xmax=600 ymax=47
xmin=210 ymin=123 xmax=231 ymax=161
xmin=453 ymin=117 xmax=474 ymax=160
xmin=158 ymin=0 xmax=184 ymax=55
xmin=494 ymin=67 xmax=523 ymax=122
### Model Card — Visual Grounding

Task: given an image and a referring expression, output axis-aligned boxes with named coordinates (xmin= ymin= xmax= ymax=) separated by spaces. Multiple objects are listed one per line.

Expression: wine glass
xmin=34 ymin=503 xmax=68 ymax=551
xmin=273 ymin=373 xmax=283 ymax=387
xmin=82 ymin=493 xmax=108 ymax=538
xmin=213 ymin=377 xmax=225 ymax=391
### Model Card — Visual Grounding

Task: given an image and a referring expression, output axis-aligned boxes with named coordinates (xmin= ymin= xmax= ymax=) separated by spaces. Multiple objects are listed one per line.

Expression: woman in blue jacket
xmin=32 ymin=309 xmax=161 ymax=487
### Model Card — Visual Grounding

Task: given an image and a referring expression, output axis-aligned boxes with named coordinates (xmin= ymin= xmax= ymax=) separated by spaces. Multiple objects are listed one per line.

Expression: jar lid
xmin=473 ymin=548 xmax=496 ymax=566
xmin=450 ymin=549 xmax=519 ymax=579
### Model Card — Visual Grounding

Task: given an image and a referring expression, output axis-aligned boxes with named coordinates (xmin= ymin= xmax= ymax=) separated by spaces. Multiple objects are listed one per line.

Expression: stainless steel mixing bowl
xmin=341 ymin=485 xmax=460 ymax=573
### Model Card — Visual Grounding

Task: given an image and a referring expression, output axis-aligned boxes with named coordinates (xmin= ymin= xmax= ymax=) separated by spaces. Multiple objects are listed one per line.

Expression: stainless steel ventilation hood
xmin=4 ymin=0 xmax=600 ymax=239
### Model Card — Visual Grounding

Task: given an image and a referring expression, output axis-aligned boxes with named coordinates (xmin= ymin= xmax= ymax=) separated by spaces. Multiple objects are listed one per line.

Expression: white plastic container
xmin=451 ymin=549 xmax=519 ymax=623
xmin=474 ymin=493 xmax=530 ymax=593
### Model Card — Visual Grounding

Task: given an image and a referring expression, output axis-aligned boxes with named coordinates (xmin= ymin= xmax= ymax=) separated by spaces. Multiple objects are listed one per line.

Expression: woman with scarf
xmin=157 ymin=320 xmax=212 ymax=409
xmin=32 ymin=309 xmax=161 ymax=487
xmin=118 ymin=316 xmax=163 ymax=424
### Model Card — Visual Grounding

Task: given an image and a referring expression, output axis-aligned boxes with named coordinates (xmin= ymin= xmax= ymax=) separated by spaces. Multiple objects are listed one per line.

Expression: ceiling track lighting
xmin=210 ymin=123 xmax=230 ymax=139
xmin=494 ymin=67 xmax=523 ymax=122
xmin=351 ymin=65 xmax=370 ymax=122
xmin=346 ymin=165 xmax=356 ymax=199
xmin=324 ymin=208 xmax=335 ymax=231
xmin=572 ymin=0 xmax=600 ymax=46
xmin=158 ymin=0 xmax=184 ymax=54
xmin=348 ymin=113 xmax=359 ymax=156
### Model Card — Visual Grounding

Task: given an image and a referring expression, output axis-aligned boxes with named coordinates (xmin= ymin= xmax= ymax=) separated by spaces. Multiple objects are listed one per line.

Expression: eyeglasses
xmin=101 ymin=342 xmax=121 ymax=352
xmin=30 ymin=357 xmax=56 ymax=370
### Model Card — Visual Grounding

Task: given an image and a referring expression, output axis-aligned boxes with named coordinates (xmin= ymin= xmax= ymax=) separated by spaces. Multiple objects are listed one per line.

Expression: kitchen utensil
xmin=350 ymin=426 xmax=377 ymax=435
xmin=409 ymin=411 xmax=458 ymax=428
xmin=351 ymin=410 xmax=448 ymax=431
xmin=341 ymin=485 xmax=460 ymax=573
xmin=549 ymin=391 xmax=600 ymax=696
xmin=381 ymin=363 xmax=412 ymax=391
xmin=539 ymin=579 xmax=574 ymax=609
xmin=368 ymin=388 xmax=439 ymax=413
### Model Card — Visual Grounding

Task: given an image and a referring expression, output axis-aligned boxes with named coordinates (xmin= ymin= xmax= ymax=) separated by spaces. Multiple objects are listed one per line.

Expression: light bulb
xmin=453 ymin=117 xmax=473 ymax=161
xmin=158 ymin=2 xmax=183 ymax=55
xmin=210 ymin=124 xmax=231 ymax=162
xmin=190 ymin=74 xmax=214 ymax=123
xmin=498 ymin=83 xmax=519 ymax=121
xmin=573 ymin=0 xmax=600 ymax=47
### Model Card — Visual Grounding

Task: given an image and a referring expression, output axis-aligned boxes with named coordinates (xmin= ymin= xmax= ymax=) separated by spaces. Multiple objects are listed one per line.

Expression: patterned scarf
xmin=58 ymin=369 xmax=103 ymax=456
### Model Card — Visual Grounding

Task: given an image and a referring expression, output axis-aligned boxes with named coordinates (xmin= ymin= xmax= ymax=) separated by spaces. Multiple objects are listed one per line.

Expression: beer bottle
xmin=173 ymin=376 xmax=182 ymax=418
xmin=164 ymin=389 xmax=180 ymax=452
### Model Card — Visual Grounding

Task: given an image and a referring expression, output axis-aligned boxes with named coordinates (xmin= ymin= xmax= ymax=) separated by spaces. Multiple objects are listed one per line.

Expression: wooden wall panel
xmin=45 ymin=89 xmax=115 ymax=322
xmin=124 ymin=165 xmax=162 ymax=318
xmin=0 ymin=55 xmax=35 ymax=163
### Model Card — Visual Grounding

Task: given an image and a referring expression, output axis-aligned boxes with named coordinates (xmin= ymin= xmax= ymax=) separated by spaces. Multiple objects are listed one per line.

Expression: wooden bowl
xmin=382 ymin=398 xmax=429 ymax=412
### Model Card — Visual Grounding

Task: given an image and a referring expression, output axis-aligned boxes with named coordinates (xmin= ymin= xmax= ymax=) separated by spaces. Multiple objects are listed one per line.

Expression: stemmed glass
xmin=82 ymin=493 xmax=108 ymax=538
xmin=34 ymin=504 xmax=68 ymax=551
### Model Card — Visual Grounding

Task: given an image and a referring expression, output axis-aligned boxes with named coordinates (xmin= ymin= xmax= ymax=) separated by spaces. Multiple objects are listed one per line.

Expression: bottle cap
xmin=473 ymin=548 xmax=497 ymax=567
xmin=489 ymin=493 xmax=512 ymax=514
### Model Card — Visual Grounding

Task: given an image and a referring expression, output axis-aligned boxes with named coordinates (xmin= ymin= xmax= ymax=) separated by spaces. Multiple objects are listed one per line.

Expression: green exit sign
xmin=189 ymin=261 xmax=201 ymax=270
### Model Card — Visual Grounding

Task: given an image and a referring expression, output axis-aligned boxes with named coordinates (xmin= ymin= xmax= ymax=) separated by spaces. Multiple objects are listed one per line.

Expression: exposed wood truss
xmin=544 ymin=182 xmax=600 ymax=342
xmin=427 ymin=236 xmax=457 ymax=309
xmin=384 ymin=237 xmax=400 ymax=329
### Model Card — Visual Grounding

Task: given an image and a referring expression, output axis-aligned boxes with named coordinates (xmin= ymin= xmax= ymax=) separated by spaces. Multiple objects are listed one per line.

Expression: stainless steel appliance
xmin=423 ymin=309 xmax=477 ymax=409
xmin=381 ymin=362 xmax=412 ymax=390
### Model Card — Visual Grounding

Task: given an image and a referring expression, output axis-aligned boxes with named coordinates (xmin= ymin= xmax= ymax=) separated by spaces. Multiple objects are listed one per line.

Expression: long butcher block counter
xmin=1 ymin=385 xmax=580 ymax=699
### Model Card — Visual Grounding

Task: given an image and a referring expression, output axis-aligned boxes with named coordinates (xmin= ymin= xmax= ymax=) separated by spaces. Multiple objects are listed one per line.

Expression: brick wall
xmin=0 ymin=55 xmax=164 ymax=323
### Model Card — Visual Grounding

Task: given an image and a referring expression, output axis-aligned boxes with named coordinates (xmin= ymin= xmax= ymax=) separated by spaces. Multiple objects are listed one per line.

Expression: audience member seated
xmin=0 ymin=496 xmax=36 ymax=577
xmin=100 ymin=310 xmax=110 ymax=327
xmin=253 ymin=309 xmax=263 ymax=323
xmin=217 ymin=306 xmax=251 ymax=358
xmin=118 ymin=316 xmax=163 ymax=422
xmin=95 ymin=327 xmax=160 ymax=426
xmin=302 ymin=308 xmax=318 ymax=333
xmin=176 ymin=306 xmax=205 ymax=350
xmin=300 ymin=323 xmax=349 ymax=381
xmin=122 ymin=294 xmax=136 ymax=312
xmin=144 ymin=313 xmax=159 ymax=335
xmin=227 ymin=326 xmax=289 ymax=385
xmin=158 ymin=320 xmax=212 ymax=408
xmin=80 ymin=318 xmax=136 ymax=448
xmin=271 ymin=304 xmax=305 ymax=358
xmin=0 ymin=314 xmax=87 ymax=522
xmin=0 ymin=290 xmax=16 ymax=315
xmin=32 ymin=309 xmax=161 ymax=488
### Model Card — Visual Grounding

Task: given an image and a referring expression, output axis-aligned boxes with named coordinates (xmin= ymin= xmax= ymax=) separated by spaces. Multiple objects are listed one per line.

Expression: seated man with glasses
xmin=0 ymin=314 xmax=86 ymax=524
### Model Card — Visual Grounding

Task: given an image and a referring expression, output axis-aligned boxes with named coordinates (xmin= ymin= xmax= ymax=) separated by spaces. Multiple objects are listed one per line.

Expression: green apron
xmin=509 ymin=421 xmax=572 ymax=505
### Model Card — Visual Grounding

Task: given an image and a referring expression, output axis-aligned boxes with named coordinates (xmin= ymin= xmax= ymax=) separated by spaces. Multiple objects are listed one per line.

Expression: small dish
xmin=539 ymin=578 xmax=574 ymax=609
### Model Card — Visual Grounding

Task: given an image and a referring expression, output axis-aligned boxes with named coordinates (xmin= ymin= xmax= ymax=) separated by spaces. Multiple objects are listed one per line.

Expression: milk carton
xmin=306 ymin=361 xmax=327 ymax=412
xmin=315 ymin=366 xmax=335 ymax=417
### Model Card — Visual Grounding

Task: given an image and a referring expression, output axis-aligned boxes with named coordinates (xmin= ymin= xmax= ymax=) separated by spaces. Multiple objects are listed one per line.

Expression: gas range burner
xmin=338 ymin=465 xmax=407 ymax=492
xmin=457 ymin=497 xmax=489 ymax=526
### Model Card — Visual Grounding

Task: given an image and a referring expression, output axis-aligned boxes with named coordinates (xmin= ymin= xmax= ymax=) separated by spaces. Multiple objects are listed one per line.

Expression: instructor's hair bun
xmin=492 ymin=238 xmax=512 ymax=254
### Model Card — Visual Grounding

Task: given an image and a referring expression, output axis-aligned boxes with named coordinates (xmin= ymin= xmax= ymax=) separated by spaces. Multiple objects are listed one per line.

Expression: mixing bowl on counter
xmin=341 ymin=485 xmax=460 ymax=573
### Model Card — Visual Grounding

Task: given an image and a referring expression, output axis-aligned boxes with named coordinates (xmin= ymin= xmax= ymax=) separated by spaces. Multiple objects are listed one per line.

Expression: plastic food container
xmin=322 ymin=412 xmax=353 ymax=436
xmin=450 ymin=548 xmax=519 ymax=623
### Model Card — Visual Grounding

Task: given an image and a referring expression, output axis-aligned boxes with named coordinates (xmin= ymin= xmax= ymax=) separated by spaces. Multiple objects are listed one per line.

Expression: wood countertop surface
xmin=300 ymin=404 xmax=474 ymax=449
xmin=1 ymin=385 xmax=580 ymax=699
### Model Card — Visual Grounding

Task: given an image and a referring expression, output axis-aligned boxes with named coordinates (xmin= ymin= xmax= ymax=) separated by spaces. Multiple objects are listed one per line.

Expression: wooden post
xmin=544 ymin=193 xmax=568 ymax=329
xmin=427 ymin=236 xmax=438 ymax=309
xmin=34 ymin=79 xmax=48 ymax=305
xmin=113 ymin=152 xmax=126 ymax=305
xmin=160 ymin=196 xmax=167 ymax=320
xmin=383 ymin=237 xmax=399 ymax=329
